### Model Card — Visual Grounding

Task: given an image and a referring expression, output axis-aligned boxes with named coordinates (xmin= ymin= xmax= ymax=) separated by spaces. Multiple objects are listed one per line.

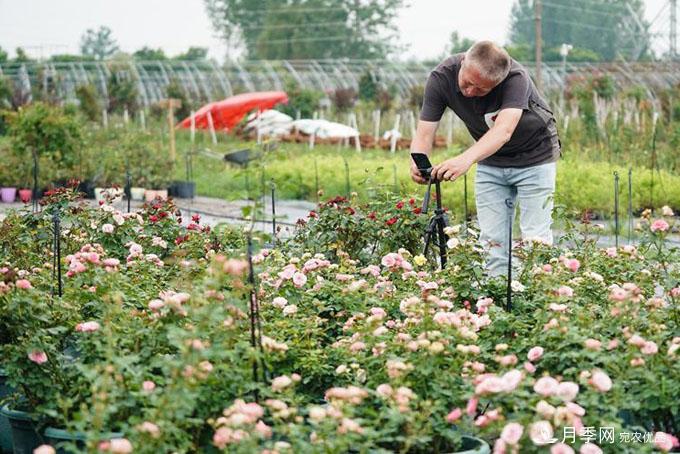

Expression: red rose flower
xmin=149 ymin=215 xmax=159 ymax=223
xmin=396 ymin=201 xmax=404 ymax=209
xmin=386 ymin=217 xmax=398 ymax=226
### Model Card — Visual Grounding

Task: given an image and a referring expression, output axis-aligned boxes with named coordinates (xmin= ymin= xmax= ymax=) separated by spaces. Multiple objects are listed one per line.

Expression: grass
xmin=172 ymin=132 xmax=680 ymax=219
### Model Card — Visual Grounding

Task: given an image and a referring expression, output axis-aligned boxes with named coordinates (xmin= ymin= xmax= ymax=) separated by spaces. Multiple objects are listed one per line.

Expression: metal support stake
xmin=52 ymin=211 xmax=63 ymax=297
xmin=505 ymin=198 xmax=515 ymax=312
xmin=627 ymin=168 xmax=633 ymax=244
xmin=614 ymin=171 xmax=620 ymax=248
xmin=271 ymin=183 xmax=277 ymax=246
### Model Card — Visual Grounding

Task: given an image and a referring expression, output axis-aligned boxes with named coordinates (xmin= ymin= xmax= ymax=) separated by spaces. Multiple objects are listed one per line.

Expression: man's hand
xmin=410 ymin=160 xmax=429 ymax=185
xmin=431 ymin=154 xmax=474 ymax=182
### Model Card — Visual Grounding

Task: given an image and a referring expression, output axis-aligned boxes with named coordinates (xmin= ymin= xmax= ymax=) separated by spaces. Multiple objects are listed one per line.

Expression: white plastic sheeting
xmin=245 ymin=110 xmax=294 ymax=136
xmin=292 ymin=119 xmax=359 ymax=139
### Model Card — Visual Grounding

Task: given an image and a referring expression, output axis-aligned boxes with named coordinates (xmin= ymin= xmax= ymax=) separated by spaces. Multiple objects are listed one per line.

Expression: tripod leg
xmin=437 ymin=215 xmax=447 ymax=269
xmin=423 ymin=218 xmax=436 ymax=257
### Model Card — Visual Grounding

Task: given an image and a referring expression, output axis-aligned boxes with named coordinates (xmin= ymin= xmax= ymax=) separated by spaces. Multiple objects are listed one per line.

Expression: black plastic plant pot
xmin=44 ymin=427 xmax=124 ymax=454
xmin=169 ymin=181 xmax=195 ymax=199
xmin=0 ymin=403 xmax=44 ymax=454
xmin=0 ymin=369 xmax=15 ymax=453
xmin=77 ymin=180 xmax=96 ymax=199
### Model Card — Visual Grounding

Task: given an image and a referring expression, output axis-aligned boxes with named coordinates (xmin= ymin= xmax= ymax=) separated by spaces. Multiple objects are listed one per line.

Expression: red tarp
xmin=177 ymin=91 xmax=288 ymax=132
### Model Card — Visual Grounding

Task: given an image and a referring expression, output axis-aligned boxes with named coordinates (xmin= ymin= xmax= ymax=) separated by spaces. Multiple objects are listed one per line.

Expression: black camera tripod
xmin=422 ymin=173 xmax=449 ymax=269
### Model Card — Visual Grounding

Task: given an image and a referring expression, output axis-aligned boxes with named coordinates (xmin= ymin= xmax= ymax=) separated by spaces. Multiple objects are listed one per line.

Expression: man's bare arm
xmin=409 ymin=120 xmax=439 ymax=184
xmin=431 ymin=108 xmax=523 ymax=182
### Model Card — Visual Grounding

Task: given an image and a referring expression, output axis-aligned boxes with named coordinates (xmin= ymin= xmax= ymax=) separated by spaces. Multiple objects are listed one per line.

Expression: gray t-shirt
xmin=420 ymin=54 xmax=561 ymax=168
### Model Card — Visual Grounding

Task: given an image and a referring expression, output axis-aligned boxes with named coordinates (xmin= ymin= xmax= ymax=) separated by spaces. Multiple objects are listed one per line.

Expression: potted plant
xmin=0 ymin=183 xmax=17 ymax=203
xmin=169 ymin=150 xmax=195 ymax=199
xmin=144 ymin=174 xmax=169 ymax=202
xmin=0 ymin=144 xmax=18 ymax=203
xmin=7 ymin=102 xmax=83 ymax=205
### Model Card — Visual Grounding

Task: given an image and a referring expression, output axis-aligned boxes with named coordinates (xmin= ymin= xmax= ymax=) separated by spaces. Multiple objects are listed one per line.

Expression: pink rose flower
xmin=139 ymin=421 xmax=160 ymax=438
xmin=376 ymin=384 xmax=393 ymax=398
xmin=500 ymin=422 xmax=523 ymax=445
xmin=641 ymin=341 xmax=658 ymax=355
xmin=529 ymin=421 xmax=555 ymax=446
xmin=16 ymin=279 xmax=32 ymax=290
xmin=524 ymin=361 xmax=536 ymax=373
xmin=349 ymin=341 xmax=366 ymax=352
xmin=148 ymin=299 xmax=164 ymax=311
xmin=527 ymin=346 xmax=544 ymax=362
xmin=557 ymin=286 xmax=574 ymax=297
xmin=223 ymin=259 xmax=248 ymax=276
xmin=272 ymin=297 xmax=288 ymax=308
xmin=109 ymin=438 xmax=133 ymax=453
xmin=650 ymin=219 xmax=670 ymax=232
xmin=605 ymin=247 xmax=617 ymax=257
xmin=465 ymin=397 xmax=478 ymax=416
xmin=550 ymin=443 xmax=575 ymax=454
xmin=33 ymin=445 xmax=56 ymax=454
xmin=533 ymin=376 xmax=559 ymax=396
xmin=142 ymin=380 xmax=156 ymax=392
xmin=446 ymin=408 xmax=462 ymax=423
xmin=501 ymin=370 xmax=523 ymax=392
xmin=271 ymin=375 xmax=293 ymax=392
xmin=75 ymin=321 xmax=101 ymax=332
xmin=630 ymin=357 xmax=645 ymax=367
xmin=102 ymin=223 xmax=114 ymax=234
xmin=28 ymin=350 xmax=48 ymax=364
xmin=589 ymin=370 xmax=612 ymax=392
xmin=557 ymin=381 xmax=579 ymax=402
xmin=255 ymin=420 xmax=272 ymax=438
xmin=278 ymin=264 xmax=296 ymax=280
xmin=566 ymin=402 xmax=586 ymax=417
xmin=564 ymin=258 xmax=580 ymax=272
xmin=584 ymin=339 xmax=601 ymax=351
xmin=292 ymin=272 xmax=307 ymax=288
xmin=654 ymin=432 xmax=678 ymax=452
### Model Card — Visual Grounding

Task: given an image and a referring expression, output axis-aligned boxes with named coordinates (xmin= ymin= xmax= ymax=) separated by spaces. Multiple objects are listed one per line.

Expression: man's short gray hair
xmin=464 ymin=41 xmax=511 ymax=84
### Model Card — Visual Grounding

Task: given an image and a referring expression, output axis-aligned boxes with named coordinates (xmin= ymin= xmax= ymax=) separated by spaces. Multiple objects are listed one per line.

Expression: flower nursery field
xmin=0 ymin=185 xmax=678 ymax=454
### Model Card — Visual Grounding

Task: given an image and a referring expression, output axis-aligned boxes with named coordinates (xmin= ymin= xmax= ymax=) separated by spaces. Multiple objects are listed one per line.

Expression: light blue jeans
xmin=474 ymin=162 xmax=557 ymax=277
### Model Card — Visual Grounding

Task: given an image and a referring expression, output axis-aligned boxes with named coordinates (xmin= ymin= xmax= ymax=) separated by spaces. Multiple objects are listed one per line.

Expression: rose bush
xmin=0 ymin=189 xmax=678 ymax=453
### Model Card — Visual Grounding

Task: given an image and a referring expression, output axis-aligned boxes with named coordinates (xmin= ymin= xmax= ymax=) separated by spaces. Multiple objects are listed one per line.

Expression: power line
xmin=540 ymin=1 xmax=623 ymax=18
xmin=238 ymin=20 xmax=348 ymax=31
xmin=253 ymin=35 xmax=351 ymax=45
xmin=227 ymin=5 xmax=352 ymax=16
xmin=516 ymin=17 xmax=631 ymax=33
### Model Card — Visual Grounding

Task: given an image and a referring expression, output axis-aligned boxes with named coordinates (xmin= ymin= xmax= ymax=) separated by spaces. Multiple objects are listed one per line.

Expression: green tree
xmin=174 ymin=47 xmax=209 ymax=60
xmin=508 ymin=0 xmax=651 ymax=61
xmin=0 ymin=46 xmax=8 ymax=64
xmin=448 ymin=31 xmax=475 ymax=54
xmin=50 ymin=54 xmax=95 ymax=63
xmin=13 ymin=48 xmax=33 ymax=64
xmin=80 ymin=26 xmax=120 ymax=60
xmin=204 ymin=0 xmax=405 ymax=59
xmin=133 ymin=47 xmax=167 ymax=60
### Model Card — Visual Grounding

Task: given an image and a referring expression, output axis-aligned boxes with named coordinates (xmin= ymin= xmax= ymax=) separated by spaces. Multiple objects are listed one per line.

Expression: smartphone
xmin=411 ymin=153 xmax=433 ymax=178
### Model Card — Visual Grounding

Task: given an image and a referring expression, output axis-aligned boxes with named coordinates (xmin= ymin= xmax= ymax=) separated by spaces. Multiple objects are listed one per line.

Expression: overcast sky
xmin=0 ymin=0 xmax=670 ymax=61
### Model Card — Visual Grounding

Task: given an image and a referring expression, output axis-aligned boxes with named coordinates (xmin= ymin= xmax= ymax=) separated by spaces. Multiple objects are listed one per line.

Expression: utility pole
xmin=534 ymin=0 xmax=543 ymax=91
xmin=671 ymin=0 xmax=677 ymax=59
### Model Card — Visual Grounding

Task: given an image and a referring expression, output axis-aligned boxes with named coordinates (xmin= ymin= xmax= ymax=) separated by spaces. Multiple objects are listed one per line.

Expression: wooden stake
xmin=373 ymin=109 xmax=381 ymax=143
xmin=190 ymin=110 xmax=196 ymax=144
xmin=206 ymin=111 xmax=218 ymax=145
xmin=390 ymin=114 xmax=401 ymax=153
